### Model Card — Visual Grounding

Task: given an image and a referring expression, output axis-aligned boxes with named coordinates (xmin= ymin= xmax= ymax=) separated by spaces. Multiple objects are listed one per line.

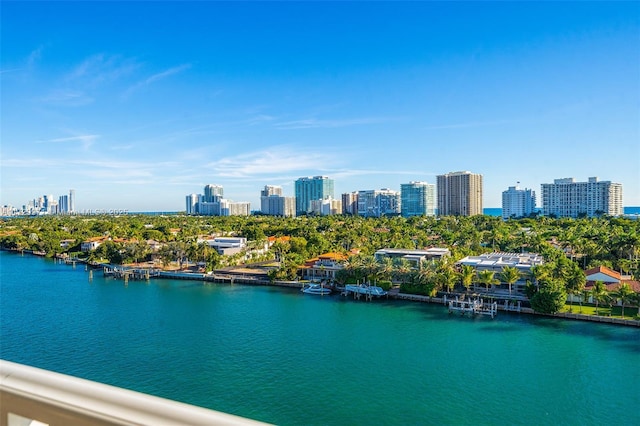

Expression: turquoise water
xmin=1 ymin=251 xmax=639 ymax=425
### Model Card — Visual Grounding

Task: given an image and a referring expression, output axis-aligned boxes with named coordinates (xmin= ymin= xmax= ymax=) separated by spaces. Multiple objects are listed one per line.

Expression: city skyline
xmin=2 ymin=2 xmax=638 ymax=211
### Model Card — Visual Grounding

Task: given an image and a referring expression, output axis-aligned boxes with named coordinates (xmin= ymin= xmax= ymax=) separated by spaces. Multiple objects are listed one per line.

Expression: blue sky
xmin=2 ymin=1 xmax=639 ymax=211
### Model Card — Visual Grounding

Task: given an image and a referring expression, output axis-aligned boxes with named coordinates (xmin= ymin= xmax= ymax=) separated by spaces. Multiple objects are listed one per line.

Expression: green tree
xmin=565 ymin=267 xmax=586 ymax=312
xmin=499 ymin=266 xmax=521 ymax=295
xmin=611 ymin=283 xmax=634 ymax=318
xmin=590 ymin=281 xmax=608 ymax=316
xmin=460 ymin=264 xmax=475 ymax=293
xmin=530 ymin=280 xmax=567 ymax=314
xmin=477 ymin=270 xmax=498 ymax=292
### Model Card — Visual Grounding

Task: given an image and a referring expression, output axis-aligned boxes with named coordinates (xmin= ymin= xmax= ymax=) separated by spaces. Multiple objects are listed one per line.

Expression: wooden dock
xmin=446 ymin=296 xmax=498 ymax=318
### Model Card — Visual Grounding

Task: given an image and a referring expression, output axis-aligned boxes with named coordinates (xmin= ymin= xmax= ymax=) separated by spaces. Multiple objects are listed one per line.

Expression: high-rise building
xmin=502 ymin=185 xmax=536 ymax=219
xmin=260 ymin=185 xmax=283 ymax=214
xmin=294 ymin=176 xmax=334 ymax=215
xmin=185 ymin=194 xmax=199 ymax=215
xmin=262 ymin=195 xmax=296 ymax=217
xmin=59 ymin=195 xmax=69 ymax=213
xmin=436 ymin=171 xmax=483 ymax=216
xmin=204 ymin=184 xmax=224 ymax=202
xmin=69 ymin=189 xmax=75 ymax=213
xmin=341 ymin=192 xmax=358 ymax=215
xmin=357 ymin=189 xmax=401 ymax=217
xmin=400 ymin=181 xmax=436 ymax=217
xmin=310 ymin=197 xmax=342 ymax=216
xmin=541 ymin=177 xmax=623 ymax=218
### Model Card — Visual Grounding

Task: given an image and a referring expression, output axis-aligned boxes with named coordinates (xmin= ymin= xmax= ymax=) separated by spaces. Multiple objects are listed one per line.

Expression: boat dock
xmin=445 ymin=296 xmax=498 ymax=318
xmin=103 ymin=266 xmax=160 ymax=281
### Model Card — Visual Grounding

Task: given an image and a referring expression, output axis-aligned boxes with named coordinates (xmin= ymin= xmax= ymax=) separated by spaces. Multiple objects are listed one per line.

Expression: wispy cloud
xmin=38 ymin=134 xmax=100 ymax=150
xmin=123 ymin=63 xmax=191 ymax=98
xmin=40 ymin=89 xmax=94 ymax=107
xmin=205 ymin=146 xmax=333 ymax=178
xmin=66 ymin=53 xmax=140 ymax=87
xmin=423 ymin=119 xmax=517 ymax=130
xmin=274 ymin=116 xmax=401 ymax=130
xmin=26 ymin=46 xmax=45 ymax=67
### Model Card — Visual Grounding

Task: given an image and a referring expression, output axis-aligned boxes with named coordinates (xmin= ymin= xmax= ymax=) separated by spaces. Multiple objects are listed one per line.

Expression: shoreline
xmin=4 ymin=248 xmax=640 ymax=328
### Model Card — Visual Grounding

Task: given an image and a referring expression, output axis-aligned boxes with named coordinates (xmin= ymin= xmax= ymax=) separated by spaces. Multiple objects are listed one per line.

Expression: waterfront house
xmin=374 ymin=247 xmax=450 ymax=267
xmin=299 ymin=252 xmax=348 ymax=282
xmin=456 ymin=252 xmax=544 ymax=295
xmin=81 ymin=236 xmax=109 ymax=252
xmin=582 ymin=266 xmax=640 ymax=303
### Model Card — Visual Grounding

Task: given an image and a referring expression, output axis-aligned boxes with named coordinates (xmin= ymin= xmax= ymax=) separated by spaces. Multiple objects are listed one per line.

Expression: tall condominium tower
xmin=341 ymin=192 xmax=358 ymax=215
xmin=204 ymin=184 xmax=224 ymax=202
xmin=260 ymin=185 xmax=283 ymax=214
xmin=436 ymin=171 xmax=483 ymax=216
xmin=69 ymin=189 xmax=75 ymax=213
xmin=59 ymin=195 xmax=69 ymax=213
xmin=357 ymin=189 xmax=401 ymax=217
xmin=541 ymin=177 xmax=622 ymax=218
xmin=502 ymin=185 xmax=536 ymax=219
xmin=294 ymin=176 xmax=334 ymax=215
xmin=400 ymin=181 xmax=436 ymax=217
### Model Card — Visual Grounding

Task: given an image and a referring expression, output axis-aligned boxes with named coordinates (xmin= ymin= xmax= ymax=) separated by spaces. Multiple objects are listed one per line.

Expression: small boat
xmin=301 ymin=283 xmax=332 ymax=295
xmin=344 ymin=283 xmax=387 ymax=297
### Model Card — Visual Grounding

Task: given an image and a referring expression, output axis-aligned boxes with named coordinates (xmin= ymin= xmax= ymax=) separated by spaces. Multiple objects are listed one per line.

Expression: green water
xmin=1 ymin=251 xmax=638 ymax=425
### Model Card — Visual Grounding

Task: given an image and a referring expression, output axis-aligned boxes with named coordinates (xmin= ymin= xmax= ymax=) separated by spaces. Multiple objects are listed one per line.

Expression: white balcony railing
xmin=0 ymin=360 xmax=269 ymax=426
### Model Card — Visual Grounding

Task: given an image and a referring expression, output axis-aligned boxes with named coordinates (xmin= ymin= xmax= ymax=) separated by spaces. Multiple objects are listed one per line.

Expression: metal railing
xmin=0 ymin=360 xmax=269 ymax=426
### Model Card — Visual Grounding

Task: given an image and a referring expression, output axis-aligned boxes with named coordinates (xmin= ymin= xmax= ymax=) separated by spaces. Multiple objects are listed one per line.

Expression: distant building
xmin=357 ymin=189 xmax=400 ymax=217
xmin=502 ymin=185 xmax=536 ymax=219
xmin=341 ymin=192 xmax=358 ymax=215
xmin=204 ymin=184 xmax=224 ymax=202
xmin=185 ymin=185 xmax=250 ymax=216
xmin=261 ymin=194 xmax=296 ymax=217
xmin=400 ymin=181 xmax=436 ymax=217
xmin=541 ymin=177 xmax=623 ymax=218
xmin=185 ymin=194 xmax=199 ymax=215
xmin=205 ymin=237 xmax=247 ymax=256
xmin=437 ymin=171 xmax=483 ymax=216
xmin=456 ymin=252 xmax=544 ymax=294
xmin=58 ymin=195 xmax=69 ymax=214
xmin=310 ymin=197 xmax=342 ymax=216
xmin=295 ymin=176 xmax=334 ymax=215
xmin=299 ymin=252 xmax=348 ymax=281
xmin=374 ymin=248 xmax=450 ymax=268
xmin=69 ymin=189 xmax=75 ymax=213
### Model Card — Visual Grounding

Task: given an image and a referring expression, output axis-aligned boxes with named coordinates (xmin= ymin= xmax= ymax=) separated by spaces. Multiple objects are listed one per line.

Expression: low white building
xmin=205 ymin=237 xmax=247 ymax=256
xmin=456 ymin=252 xmax=544 ymax=294
xmin=374 ymin=248 xmax=450 ymax=267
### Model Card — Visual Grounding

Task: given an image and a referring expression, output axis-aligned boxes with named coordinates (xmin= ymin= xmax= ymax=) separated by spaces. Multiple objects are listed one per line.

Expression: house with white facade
xmin=456 ymin=252 xmax=544 ymax=294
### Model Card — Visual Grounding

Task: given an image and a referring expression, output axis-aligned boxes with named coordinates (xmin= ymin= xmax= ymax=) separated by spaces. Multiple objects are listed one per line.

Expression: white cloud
xmin=40 ymin=89 xmax=94 ymax=106
xmin=205 ymin=146 xmax=333 ymax=178
xmin=123 ymin=63 xmax=191 ymax=97
xmin=274 ymin=116 xmax=400 ymax=130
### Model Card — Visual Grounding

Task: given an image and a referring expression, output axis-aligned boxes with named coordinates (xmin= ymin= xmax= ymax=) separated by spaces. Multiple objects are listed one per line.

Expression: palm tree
xmin=499 ymin=266 xmax=521 ymax=295
xmin=565 ymin=267 xmax=586 ymax=312
xmin=460 ymin=264 xmax=475 ymax=293
xmin=477 ymin=270 xmax=498 ymax=292
xmin=611 ymin=283 xmax=634 ymax=318
xmin=361 ymin=256 xmax=380 ymax=284
xmin=591 ymin=280 xmax=608 ymax=316
xmin=392 ymin=257 xmax=412 ymax=286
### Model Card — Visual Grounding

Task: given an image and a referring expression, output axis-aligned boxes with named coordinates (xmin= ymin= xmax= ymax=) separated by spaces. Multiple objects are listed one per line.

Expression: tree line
xmin=1 ymin=213 xmax=639 ymax=316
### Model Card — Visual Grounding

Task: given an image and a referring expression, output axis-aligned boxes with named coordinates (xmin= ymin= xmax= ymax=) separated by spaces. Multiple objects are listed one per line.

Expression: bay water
xmin=1 ymin=251 xmax=638 ymax=425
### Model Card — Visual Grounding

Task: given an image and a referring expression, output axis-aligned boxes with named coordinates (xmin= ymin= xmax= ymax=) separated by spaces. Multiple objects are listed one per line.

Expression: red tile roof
xmin=584 ymin=265 xmax=621 ymax=280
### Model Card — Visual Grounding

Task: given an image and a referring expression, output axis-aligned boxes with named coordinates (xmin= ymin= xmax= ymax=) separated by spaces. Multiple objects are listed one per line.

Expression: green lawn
xmin=562 ymin=303 xmax=640 ymax=320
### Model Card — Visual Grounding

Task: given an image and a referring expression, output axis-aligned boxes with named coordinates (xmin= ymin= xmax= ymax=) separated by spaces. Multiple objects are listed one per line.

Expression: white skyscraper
xmin=502 ymin=185 xmax=536 ymax=219
xmin=541 ymin=177 xmax=623 ymax=218
xmin=69 ymin=189 xmax=75 ymax=213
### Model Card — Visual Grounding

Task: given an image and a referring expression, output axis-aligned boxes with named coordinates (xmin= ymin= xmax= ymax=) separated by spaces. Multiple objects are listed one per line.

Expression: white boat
xmin=301 ymin=283 xmax=332 ymax=295
xmin=344 ymin=283 xmax=387 ymax=297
